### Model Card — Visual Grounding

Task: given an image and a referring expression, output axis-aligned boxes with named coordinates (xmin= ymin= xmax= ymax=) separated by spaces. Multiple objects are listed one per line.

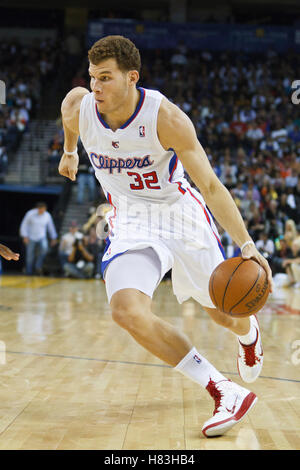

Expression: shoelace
xmin=206 ymin=379 xmax=229 ymax=415
xmin=240 ymin=329 xmax=260 ymax=367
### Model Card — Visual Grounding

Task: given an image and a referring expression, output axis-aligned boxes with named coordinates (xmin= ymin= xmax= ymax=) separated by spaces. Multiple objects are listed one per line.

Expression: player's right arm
xmin=58 ymin=87 xmax=89 ymax=181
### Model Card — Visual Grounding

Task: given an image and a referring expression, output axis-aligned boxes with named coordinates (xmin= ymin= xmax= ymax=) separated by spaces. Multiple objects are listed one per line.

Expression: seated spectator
xmin=283 ymin=219 xmax=300 ymax=248
xmin=288 ymin=124 xmax=300 ymax=143
xmin=9 ymin=105 xmax=29 ymax=133
xmin=269 ymin=237 xmax=290 ymax=275
xmin=281 ymin=238 xmax=300 ymax=287
xmin=246 ymin=121 xmax=264 ymax=141
xmin=63 ymin=232 xmax=96 ymax=279
xmin=259 ymin=135 xmax=281 ymax=157
xmin=247 ymin=211 xmax=265 ymax=241
xmin=58 ymin=221 xmax=79 ymax=270
xmin=255 ymin=231 xmax=275 ymax=259
xmin=239 ymin=106 xmax=257 ymax=123
xmin=271 ymin=123 xmax=288 ymax=144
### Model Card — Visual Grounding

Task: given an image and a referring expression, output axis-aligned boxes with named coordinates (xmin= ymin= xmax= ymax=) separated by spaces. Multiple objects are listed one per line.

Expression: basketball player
xmin=0 ymin=243 xmax=20 ymax=261
xmin=58 ymin=36 xmax=273 ymax=437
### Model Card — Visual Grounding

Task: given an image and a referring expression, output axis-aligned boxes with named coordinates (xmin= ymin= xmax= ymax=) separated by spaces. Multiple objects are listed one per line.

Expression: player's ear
xmin=128 ymin=70 xmax=139 ymax=86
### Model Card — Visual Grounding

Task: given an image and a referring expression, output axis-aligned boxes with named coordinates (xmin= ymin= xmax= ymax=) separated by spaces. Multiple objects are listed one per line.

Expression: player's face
xmin=89 ymin=58 xmax=134 ymax=114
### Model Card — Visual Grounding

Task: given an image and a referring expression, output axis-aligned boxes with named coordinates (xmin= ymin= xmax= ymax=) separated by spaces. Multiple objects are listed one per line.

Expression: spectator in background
xmin=255 ymin=231 xmax=275 ymax=259
xmin=0 ymin=146 xmax=8 ymax=182
xmin=283 ymin=219 xmax=300 ymax=249
xmin=259 ymin=135 xmax=282 ymax=157
xmin=9 ymin=104 xmax=29 ymax=133
xmin=20 ymin=202 xmax=58 ymax=275
xmin=63 ymin=232 xmax=96 ymax=279
xmin=281 ymin=238 xmax=300 ymax=287
xmin=58 ymin=221 xmax=79 ymax=270
xmin=246 ymin=120 xmax=264 ymax=141
xmin=87 ymin=226 xmax=105 ymax=279
xmin=270 ymin=237 xmax=291 ymax=275
xmin=47 ymin=133 xmax=63 ymax=176
xmin=77 ymin=142 xmax=96 ymax=204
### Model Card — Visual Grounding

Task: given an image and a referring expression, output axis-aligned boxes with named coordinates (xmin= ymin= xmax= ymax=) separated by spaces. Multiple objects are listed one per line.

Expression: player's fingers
xmin=242 ymin=250 xmax=273 ymax=293
xmin=257 ymin=256 xmax=273 ymax=293
xmin=2 ymin=249 xmax=19 ymax=261
xmin=69 ymin=169 xmax=76 ymax=181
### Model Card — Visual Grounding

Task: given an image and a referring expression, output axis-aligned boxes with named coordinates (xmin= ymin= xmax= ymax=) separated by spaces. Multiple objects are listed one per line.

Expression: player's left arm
xmin=157 ymin=98 xmax=273 ymax=291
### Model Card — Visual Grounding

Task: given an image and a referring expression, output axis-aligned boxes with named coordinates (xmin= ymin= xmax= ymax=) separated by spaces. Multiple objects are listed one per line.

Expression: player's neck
xmin=99 ymin=87 xmax=140 ymax=132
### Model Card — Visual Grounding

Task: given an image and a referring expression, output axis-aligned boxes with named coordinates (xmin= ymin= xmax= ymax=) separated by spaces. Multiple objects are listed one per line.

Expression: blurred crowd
xmin=142 ymin=46 xmax=300 ymax=284
xmin=0 ymin=37 xmax=62 ymax=181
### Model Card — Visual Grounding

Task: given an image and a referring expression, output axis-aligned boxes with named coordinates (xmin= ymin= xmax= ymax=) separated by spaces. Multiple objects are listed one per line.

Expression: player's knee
xmin=111 ymin=293 xmax=148 ymax=332
xmin=111 ymin=305 xmax=144 ymax=332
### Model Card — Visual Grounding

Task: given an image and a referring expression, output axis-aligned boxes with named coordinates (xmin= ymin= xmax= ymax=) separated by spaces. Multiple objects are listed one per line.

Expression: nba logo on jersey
xmin=193 ymin=354 xmax=202 ymax=364
xmin=139 ymin=125 xmax=145 ymax=137
xmin=112 ymin=141 xmax=119 ymax=148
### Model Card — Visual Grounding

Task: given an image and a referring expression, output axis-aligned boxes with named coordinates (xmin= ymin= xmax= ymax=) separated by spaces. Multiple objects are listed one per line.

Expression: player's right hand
xmin=58 ymin=153 xmax=79 ymax=181
xmin=0 ymin=243 xmax=20 ymax=261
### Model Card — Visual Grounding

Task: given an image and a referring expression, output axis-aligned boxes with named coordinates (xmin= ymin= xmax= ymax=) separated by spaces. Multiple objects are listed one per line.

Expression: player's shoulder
xmin=61 ymin=87 xmax=90 ymax=115
xmin=158 ymin=96 xmax=192 ymax=130
xmin=157 ymin=96 xmax=196 ymax=149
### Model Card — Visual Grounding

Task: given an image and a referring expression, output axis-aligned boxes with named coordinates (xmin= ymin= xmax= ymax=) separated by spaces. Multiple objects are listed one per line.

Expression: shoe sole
xmin=202 ymin=392 xmax=257 ymax=438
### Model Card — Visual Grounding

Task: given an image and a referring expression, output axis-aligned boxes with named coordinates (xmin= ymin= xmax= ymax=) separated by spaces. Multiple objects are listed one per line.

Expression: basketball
xmin=209 ymin=257 xmax=270 ymax=317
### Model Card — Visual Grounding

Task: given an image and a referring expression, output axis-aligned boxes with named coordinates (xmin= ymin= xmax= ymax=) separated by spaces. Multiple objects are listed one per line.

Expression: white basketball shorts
xmin=102 ymin=187 xmax=225 ymax=307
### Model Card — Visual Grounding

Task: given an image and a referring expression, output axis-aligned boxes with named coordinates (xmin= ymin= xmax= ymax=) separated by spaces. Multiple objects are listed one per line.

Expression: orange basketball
xmin=209 ymin=257 xmax=270 ymax=317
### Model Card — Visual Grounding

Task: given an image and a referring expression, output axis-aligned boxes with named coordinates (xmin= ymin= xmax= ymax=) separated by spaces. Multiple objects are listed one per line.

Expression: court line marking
xmin=4 ymin=349 xmax=300 ymax=384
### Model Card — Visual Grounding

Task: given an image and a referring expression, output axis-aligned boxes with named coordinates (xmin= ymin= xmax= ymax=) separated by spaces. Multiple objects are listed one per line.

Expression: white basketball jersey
xmin=79 ymin=88 xmax=192 ymax=208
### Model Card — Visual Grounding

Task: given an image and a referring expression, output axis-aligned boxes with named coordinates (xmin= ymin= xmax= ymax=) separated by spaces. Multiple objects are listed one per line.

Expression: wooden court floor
xmin=0 ymin=274 xmax=299 ymax=450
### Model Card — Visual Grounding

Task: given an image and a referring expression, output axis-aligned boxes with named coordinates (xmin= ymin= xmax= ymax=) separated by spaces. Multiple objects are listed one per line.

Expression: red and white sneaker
xmin=202 ymin=379 xmax=257 ymax=437
xmin=237 ymin=315 xmax=263 ymax=383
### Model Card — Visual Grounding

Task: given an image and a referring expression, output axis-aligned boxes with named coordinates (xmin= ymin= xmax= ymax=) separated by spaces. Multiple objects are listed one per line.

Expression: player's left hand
xmin=0 ymin=244 xmax=20 ymax=261
xmin=241 ymin=243 xmax=273 ymax=293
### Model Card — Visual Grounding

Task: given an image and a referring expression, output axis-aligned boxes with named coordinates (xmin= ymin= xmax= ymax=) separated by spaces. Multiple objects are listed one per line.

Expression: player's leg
xmin=105 ymin=247 xmax=257 ymax=436
xmin=203 ymin=306 xmax=251 ymax=336
xmin=203 ymin=306 xmax=263 ymax=383
xmin=106 ymin=247 xmax=192 ymax=365
xmin=110 ymin=288 xmax=192 ymax=365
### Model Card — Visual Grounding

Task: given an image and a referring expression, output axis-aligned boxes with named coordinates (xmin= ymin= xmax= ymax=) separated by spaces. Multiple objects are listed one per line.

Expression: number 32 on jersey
xmin=127 ymin=171 xmax=161 ymax=190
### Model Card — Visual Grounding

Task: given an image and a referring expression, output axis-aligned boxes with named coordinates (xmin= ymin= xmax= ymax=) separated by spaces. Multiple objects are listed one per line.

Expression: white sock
xmin=174 ymin=347 xmax=227 ymax=388
xmin=238 ymin=317 xmax=258 ymax=345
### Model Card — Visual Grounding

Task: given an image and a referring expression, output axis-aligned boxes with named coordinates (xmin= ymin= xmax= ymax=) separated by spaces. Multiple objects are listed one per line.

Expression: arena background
xmin=1 ymin=0 xmax=300 ymax=277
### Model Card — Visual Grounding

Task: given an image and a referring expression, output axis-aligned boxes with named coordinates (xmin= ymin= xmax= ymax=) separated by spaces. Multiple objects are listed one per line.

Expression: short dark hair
xmin=36 ymin=201 xmax=47 ymax=209
xmin=88 ymin=35 xmax=141 ymax=73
